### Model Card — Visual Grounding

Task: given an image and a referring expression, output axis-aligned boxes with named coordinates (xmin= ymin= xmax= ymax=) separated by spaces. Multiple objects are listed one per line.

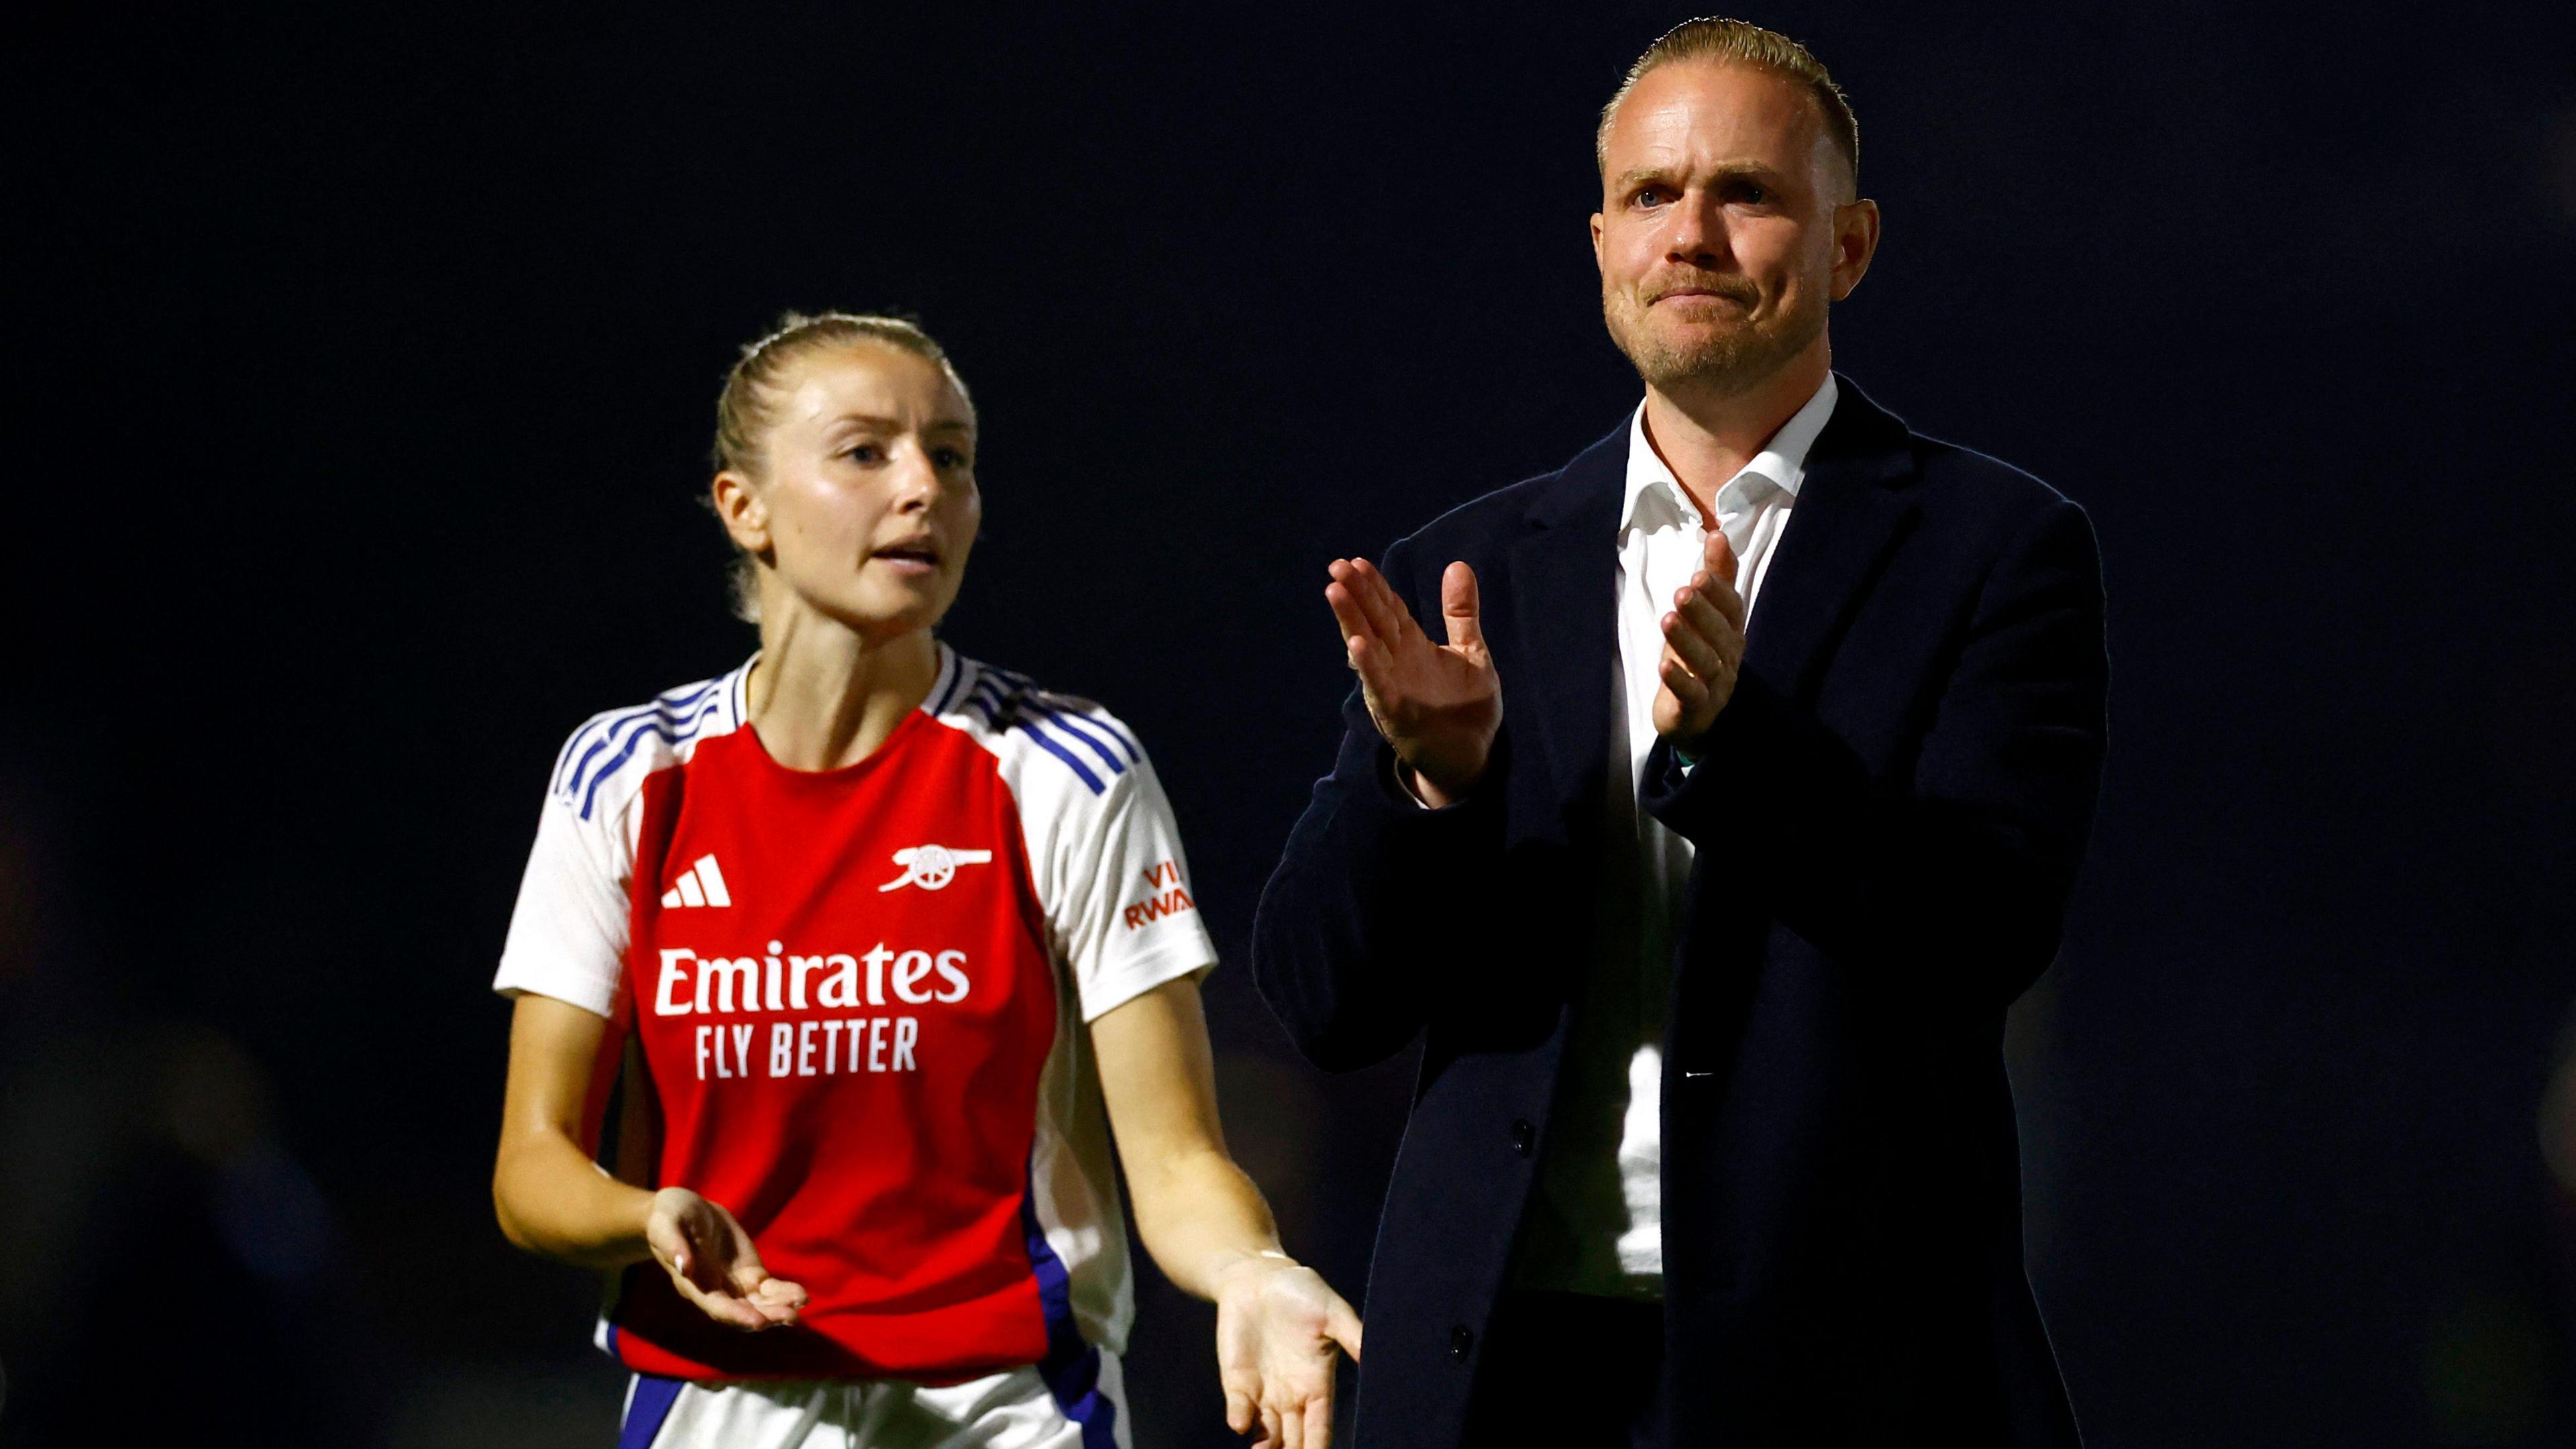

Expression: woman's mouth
xmin=871 ymin=541 xmax=941 ymax=576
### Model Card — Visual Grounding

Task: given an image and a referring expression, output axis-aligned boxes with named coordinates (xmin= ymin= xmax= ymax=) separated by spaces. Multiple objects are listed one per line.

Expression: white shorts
xmin=614 ymin=1352 xmax=1129 ymax=1449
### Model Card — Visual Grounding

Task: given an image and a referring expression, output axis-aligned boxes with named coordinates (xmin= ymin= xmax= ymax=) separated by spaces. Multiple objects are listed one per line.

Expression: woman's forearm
xmin=494 ymin=994 xmax=663 ymax=1268
xmin=493 ymin=1125 xmax=657 ymax=1268
xmin=1126 ymin=1143 xmax=1291 ymax=1299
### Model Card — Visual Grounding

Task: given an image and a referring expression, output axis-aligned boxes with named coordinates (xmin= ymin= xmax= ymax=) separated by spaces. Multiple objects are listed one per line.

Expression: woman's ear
xmin=710 ymin=470 xmax=770 ymax=555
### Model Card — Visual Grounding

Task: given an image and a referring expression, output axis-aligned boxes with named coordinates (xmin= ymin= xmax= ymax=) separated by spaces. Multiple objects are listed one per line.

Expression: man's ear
xmin=710 ymin=470 xmax=770 ymax=555
xmin=1828 ymin=197 xmax=1880 ymax=303
xmin=1589 ymin=210 xmax=1607 ymax=271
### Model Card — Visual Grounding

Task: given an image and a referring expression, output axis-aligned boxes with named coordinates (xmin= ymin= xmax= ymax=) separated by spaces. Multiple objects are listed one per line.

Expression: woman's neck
xmin=745 ymin=606 xmax=941 ymax=771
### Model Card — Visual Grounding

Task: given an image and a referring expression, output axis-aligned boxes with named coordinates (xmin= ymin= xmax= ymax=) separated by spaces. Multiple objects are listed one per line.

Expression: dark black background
xmin=5 ymin=3 xmax=2575 ymax=1446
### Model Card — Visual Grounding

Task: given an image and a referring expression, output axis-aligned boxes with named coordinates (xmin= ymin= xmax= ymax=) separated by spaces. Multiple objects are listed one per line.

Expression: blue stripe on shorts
xmin=616 ymin=1372 xmax=685 ymax=1449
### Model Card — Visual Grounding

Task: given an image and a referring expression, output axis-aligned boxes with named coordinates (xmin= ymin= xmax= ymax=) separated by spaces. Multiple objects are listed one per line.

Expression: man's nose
xmin=1664 ymin=192 xmax=1732 ymax=270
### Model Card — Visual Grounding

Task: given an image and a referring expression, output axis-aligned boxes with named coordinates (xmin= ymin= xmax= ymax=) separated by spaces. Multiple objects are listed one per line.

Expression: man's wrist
xmin=1398 ymin=753 xmax=1489 ymax=808
xmin=1391 ymin=755 xmax=1468 ymax=809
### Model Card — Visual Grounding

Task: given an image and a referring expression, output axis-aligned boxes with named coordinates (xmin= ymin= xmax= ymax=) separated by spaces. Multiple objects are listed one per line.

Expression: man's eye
xmin=1635 ymin=189 xmax=1667 ymax=209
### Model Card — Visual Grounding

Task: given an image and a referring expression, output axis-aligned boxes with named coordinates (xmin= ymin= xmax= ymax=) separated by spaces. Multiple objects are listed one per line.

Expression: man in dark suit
xmin=1252 ymin=18 xmax=2106 ymax=1448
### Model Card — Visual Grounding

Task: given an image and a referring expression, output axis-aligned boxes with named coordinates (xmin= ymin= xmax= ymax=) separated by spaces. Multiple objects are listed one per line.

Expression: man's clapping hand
xmin=1652 ymin=530 xmax=1748 ymax=745
xmin=1324 ymin=558 xmax=1501 ymax=808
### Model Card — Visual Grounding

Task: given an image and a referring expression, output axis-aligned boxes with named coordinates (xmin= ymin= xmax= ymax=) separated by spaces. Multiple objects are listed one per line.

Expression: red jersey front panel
xmin=612 ymin=711 xmax=1057 ymax=1379
xmin=495 ymin=650 xmax=1219 ymax=1384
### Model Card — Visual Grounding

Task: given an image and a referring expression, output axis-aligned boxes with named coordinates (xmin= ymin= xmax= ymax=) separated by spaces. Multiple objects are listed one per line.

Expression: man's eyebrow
xmin=1704 ymin=158 xmax=1790 ymax=182
xmin=1611 ymin=159 xmax=1791 ymax=193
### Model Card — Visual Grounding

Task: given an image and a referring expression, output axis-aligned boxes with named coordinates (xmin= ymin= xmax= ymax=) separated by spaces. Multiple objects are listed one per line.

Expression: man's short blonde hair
xmin=1596 ymin=17 xmax=1860 ymax=197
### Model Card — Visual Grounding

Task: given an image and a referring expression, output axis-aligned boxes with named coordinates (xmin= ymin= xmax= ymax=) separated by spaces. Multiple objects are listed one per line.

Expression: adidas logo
xmin=661 ymin=854 xmax=733 ymax=909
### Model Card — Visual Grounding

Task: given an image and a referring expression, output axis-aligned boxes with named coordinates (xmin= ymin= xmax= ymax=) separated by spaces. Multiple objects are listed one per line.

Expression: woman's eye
xmin=933 ymin=448 xmax=970 ymax=470
xmin=844 ymin=443 xmax=884 ymax=464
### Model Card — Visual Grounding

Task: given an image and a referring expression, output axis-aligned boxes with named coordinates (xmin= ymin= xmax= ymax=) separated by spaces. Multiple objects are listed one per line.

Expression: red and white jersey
xmin=493 ymin=645 xmax=1215 ymax=1387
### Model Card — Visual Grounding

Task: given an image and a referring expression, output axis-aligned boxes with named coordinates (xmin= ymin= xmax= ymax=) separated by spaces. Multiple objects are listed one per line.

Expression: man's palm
xmin=1651 ymin=529 xmax=1747 ymax=742
xmin=1324 ymin=558 xmax=1501 ymax=802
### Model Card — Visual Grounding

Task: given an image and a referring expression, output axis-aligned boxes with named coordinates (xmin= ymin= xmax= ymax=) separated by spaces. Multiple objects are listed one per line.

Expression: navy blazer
xmin=1252 ymin=376 xmax=2106 ymax=1447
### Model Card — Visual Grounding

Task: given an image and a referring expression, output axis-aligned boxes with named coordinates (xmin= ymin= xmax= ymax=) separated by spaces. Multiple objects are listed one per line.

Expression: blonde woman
xmin=492 ymin=313 xmax=1358 ymax=1449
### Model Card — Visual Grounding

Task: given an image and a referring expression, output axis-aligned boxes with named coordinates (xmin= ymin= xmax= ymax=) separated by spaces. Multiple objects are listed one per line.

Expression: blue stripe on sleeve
xmin=576 ymin=701 xmax=722 ymax=820
xmin=1022 ymin=702 xmax=1128 ymax=777
xmin=1054 ymin=706 xmax=1140 ymax=765
xmin=559 ymin=681 xmax=720 ymax=800
xmin=1013 ymin=718 xmax=1106 ymax=794
xmin=1083 ymin=712 xmax=1143 ymax=761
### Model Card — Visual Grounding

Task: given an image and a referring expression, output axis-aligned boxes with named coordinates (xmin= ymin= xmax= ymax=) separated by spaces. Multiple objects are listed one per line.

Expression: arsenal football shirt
xmin=493 ymin=645 xmax=1216 ymax=1385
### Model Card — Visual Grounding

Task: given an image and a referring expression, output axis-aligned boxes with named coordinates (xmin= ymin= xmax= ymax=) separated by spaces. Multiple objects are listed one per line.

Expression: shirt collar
xmin=1619 ymin=372 xmax=1839 ymax=533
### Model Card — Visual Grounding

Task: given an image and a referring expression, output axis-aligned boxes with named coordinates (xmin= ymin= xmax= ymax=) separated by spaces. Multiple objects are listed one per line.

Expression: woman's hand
xmin=1089 ymin=981 xmax=1362 ymax=1446
xmin=1214 ymin=1252 xmax=1363 ymax=1449
xmin=644 ymin=1185 xmax=807 ymax=1331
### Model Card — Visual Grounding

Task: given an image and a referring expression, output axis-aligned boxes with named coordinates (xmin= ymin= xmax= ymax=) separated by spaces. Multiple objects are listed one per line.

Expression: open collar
xmin=1619 ymin=373 xmax=1839 ymax=534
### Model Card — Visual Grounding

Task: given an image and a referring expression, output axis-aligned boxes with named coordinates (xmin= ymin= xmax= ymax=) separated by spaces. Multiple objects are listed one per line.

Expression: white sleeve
xmin=492 ymin=773 xmax=633 ymax=1020
xmin=1035 ymin=729 xmax=1218 ymax=1022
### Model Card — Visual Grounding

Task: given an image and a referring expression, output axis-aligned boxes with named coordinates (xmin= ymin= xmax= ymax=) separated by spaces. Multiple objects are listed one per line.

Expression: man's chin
xmin=1663 ymin=325 xmax=1754 ymax=364
xmin=1632 ymin=341 xmax=1759 ymax=392
xmin=1611 ymin=314 xmax=1736 ymax=377
xmin=1619 ymin=313 xmax=1821 ymax=394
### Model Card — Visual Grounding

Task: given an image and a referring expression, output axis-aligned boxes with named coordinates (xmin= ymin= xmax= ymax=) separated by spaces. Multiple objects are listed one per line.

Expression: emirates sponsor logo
xmin=651 ymin=939 xmax=977 ymax=1082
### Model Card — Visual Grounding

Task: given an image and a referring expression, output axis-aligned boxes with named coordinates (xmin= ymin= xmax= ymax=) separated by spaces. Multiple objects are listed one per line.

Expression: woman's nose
xmin=891 ymin=446 xmax=941 ymax=506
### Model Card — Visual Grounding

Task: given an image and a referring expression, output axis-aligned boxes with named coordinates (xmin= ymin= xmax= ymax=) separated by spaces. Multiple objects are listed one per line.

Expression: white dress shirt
xmin=1509 ymin=374 xmax=1839 ymax=1298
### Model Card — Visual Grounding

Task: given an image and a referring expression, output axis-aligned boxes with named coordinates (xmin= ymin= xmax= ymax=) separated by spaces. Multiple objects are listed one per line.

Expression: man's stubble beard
xmin=1603 ymin=276 xmax=1827 ymax=398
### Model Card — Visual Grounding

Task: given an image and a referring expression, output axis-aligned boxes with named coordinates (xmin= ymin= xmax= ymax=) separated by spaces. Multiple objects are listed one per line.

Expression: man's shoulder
xmin=1391 ymin=471 xmax=1559 ymax=553
xmin=1907 ymin=431 xmax=2078 ymax=519
xmin=1815 ymin=374 xmax=2072 ymax=525
xmin=1894 ymin=429 xmax=2096 ymax=578
xmin=1379 ymin=425 xmax=1627 ymax=582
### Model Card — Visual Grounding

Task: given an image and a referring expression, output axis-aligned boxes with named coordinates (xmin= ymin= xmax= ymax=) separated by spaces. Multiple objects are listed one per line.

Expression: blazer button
xmin=1449 ymin=1324 xmax=1474 ymax=1362
xmin=1509 ymin=1118 xmax=1535 ymax=1157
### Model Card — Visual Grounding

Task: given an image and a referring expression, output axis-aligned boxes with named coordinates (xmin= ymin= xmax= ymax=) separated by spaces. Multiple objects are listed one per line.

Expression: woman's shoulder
xmin=543 ymin=659 xmax=757 ymax=824
xmin=924 ymin=647 xmax=1149 ymax=802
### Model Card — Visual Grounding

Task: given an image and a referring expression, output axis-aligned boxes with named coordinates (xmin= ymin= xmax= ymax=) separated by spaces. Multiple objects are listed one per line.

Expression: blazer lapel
xmin=1507 ymin=426 xmax=1625 ymax=803
xmin=1743 ymin=374 xmax=1919 ymax=702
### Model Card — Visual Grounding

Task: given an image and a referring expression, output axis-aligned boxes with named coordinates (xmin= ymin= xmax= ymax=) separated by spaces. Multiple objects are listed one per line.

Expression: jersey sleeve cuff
xmin=1075 ymin=940 xmax=1218 ymax=1024
xmin=492 ymin=958 xmax=618 ymax=1019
